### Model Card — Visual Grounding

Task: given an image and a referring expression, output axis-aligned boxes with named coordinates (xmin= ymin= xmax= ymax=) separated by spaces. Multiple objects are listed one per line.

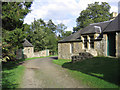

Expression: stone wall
xmin=58 ymin=43 xmax=71 ymax=59
xmin=73 ymin=42 xmax=83 ymax=54
xmin=34 ymin=50 xmax=49 ymax=57
xmin=58 ymin=42 xmax=83 ymax=59
xmin=94 ymin=34 xmax=107 ymax=56
xmin=72 ymin=52 xmax=93 ymax=63
xmin=16 ymin=48 xmax=49 ymax=59
xmin=23 ymin=47 xmax=34 ymax=58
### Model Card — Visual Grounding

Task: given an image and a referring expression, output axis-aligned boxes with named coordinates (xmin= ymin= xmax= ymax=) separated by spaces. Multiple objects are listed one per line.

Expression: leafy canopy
xmin=73 ymin=2 xmax=112 ymax=32
xmin=2 ymin=2 xmax=33 ymax=60
xmin=2 ymin=2 xmax=32 ymax=31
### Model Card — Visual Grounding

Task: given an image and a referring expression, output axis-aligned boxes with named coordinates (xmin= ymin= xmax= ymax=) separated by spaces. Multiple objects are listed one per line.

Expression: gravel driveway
xmin=20 ymin=56 xmax=86 ymax=88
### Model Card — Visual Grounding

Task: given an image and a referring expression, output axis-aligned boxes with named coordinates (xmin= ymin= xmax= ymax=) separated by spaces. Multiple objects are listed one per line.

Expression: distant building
xmin=16 ymin=39 xmax=49 ymax=59
xmin=58 ymin=13 xmax=120 ymax=59
xmin=22 ymin=39 xmax=34 ymax=58
xmin=16 ymin=39 xmax=34 ymax=59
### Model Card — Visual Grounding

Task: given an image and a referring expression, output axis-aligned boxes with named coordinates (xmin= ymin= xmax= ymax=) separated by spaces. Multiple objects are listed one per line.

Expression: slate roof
xmin=103 ymin=14 xmax=120 ymax=32
xmin=59 ymin=14 xmax=120 ymax=43
xmin=58 ymin=30 xmax=81 ymax=43
xmin=80 ymin=21 xmax=111 ymax=35
xmin=22 ymin=39 xmax=33 ymax=47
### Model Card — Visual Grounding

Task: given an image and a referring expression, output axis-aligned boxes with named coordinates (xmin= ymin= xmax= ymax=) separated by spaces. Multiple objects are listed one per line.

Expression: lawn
xmin=2 ymin=55 xmax=57 ymax=89
xmin=53 ymin=57 xmax=120 ymax=88
xmin=2 ymin=59 xmax=25 ymax=89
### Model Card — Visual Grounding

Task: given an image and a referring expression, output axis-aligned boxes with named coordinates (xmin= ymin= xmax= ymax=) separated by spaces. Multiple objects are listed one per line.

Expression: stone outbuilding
xmin=16 ymin=39 xmax=49 ymax=59
xmin=22 ymin=39 xmax=34 ymax=58
xmin=58 ymin=14 xmax=120 ymax=59
xmin=16 ymin=39 xmax=34 ymax=59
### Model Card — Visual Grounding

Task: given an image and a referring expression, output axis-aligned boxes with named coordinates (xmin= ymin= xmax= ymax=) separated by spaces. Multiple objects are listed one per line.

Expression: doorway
xmin=107 ymin=33 xmax=116 ymax=57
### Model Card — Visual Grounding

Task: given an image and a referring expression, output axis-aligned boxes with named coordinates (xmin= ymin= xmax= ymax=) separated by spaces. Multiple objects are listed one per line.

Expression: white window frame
xmin=70 ymin=43 xmax=73 ymax=54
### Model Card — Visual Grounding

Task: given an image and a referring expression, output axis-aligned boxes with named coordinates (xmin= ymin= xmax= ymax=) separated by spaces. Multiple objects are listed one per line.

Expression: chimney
xmin=110 ymin=12 xmax=118 ymax=20
xmin=112 ymin=12 xmax=118 ymax=18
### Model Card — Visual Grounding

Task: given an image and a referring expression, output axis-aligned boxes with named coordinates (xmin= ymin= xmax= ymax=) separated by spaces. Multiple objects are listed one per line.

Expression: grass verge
xmin=2 ymin=55 xmax=57 ymax=89
xmin=53 ymin=57 xmax=120 ymax=88
xmin=2 ymin=60 xmax=25 ymax=89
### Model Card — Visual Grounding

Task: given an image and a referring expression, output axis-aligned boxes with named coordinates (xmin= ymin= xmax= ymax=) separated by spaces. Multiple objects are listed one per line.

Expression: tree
xmin=73 ymin=2 xmax=112 ymax=32
xmin=2 ymin=2 xmax=33 ymax=61
xmin=56 ymin=23 xmax=67 ymax=37
xmin=26 ymin=19 xmax=58 ymax=54
xmin=27 ymin=19 xmax=47 ymax=51
xmin=47 ymin=19 xmax=57 ymax=33
xmin=2 ymin=28 xmax=27 ymax=60
xmin=62 ymin=31 xmax=72 ymax=38
xmin=2 ymin=2 xmax=32 ymax=31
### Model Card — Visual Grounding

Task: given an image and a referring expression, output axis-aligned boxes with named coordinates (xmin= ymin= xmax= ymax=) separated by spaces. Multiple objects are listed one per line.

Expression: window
xmin=83 ymin=36 xmax=88 ymax=49
xmin=90 ymin=41 xmax=94 ymax=48
xmin=84 ymin=42 xmax=88 ymax=48
xmin=90 ymin=36 xmax=94 ymax=49
xmin=28 ymin=49 xmax=30 ymax=53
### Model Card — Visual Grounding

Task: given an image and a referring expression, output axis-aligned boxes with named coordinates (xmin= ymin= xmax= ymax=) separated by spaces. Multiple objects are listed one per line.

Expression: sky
xmin=24 ymin=0 xmax=119 ymax=31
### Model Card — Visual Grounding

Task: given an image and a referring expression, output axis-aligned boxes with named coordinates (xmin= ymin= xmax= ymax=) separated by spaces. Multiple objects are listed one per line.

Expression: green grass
xmin=2 ymin=55 xmax=57 ymax=89
xmin=53 ymin=57 xmax=120 ymax=88
xmin=2 ymin=65 xmax=25 ymax=89
xmin=2 ymin=59 xmax=25 ymax=89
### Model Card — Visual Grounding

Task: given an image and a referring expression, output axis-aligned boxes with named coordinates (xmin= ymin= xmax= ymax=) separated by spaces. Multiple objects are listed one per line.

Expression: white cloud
xmin=24 ymin=0 xmax=119 ymax=31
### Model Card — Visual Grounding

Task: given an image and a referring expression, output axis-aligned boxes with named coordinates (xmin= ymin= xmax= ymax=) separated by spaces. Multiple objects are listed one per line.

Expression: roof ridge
xmin=90 ymin=20 xmax=112 ymax=25
xmin=22 ymin=39 xmax=33 ymax=47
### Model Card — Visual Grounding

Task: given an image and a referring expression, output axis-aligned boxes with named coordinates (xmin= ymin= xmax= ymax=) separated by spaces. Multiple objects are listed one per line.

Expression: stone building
xmin=22 ymin=39 xmax=34 ymax=58
xmin=16 ymin=39 xmax=34 ymax=59
xmin=58 ymin=14 xmax=120 ymax=59
xmin=16 ymin=39 xmax=49 ymax=59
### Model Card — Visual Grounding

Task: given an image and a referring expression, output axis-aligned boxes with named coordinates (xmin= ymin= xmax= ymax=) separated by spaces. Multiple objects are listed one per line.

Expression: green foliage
xmin=53 ymin=57 xmax=119 ymax=88
xmin=2 ymin=2 xmax=33 ymax=61
xmin=26 ymin=19 xmax=69 ymax=54
xmin=73 ymin=2 xmax=112 ymax=32
xmin=26 ymin=19 xmax=58 ymax=54
xmin=2 ymin=2 xmax=32 ymax=31
xmin=56 ymin=23 xmax=67 ymax=37
xmin=2 ymin=28 xmax=27 ymax=60
xmin=62 ymin=31 xmax=72 ymax=38
xmin=47 ymin=19 xmax=57 ymax=33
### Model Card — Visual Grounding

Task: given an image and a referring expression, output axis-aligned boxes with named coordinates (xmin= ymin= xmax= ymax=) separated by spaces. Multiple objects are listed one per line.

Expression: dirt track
xmin=21 ymin=56 xmax=86 ymax=88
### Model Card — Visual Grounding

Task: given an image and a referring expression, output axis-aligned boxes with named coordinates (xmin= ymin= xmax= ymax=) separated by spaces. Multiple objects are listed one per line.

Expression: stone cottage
xmin=16 ymin=39 xmax=49 ymax=59
xmin=22 ymin=39 xmax=34 ymax=58
xmin=16 ymin=39 xmax=34 ymax=59
xmin=58 ymin=13 xmax=120 ymax=59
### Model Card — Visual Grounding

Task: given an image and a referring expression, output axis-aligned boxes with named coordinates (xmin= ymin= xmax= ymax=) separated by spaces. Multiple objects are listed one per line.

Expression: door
xmin=107 ymin=33 xmax=116 ymax=57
